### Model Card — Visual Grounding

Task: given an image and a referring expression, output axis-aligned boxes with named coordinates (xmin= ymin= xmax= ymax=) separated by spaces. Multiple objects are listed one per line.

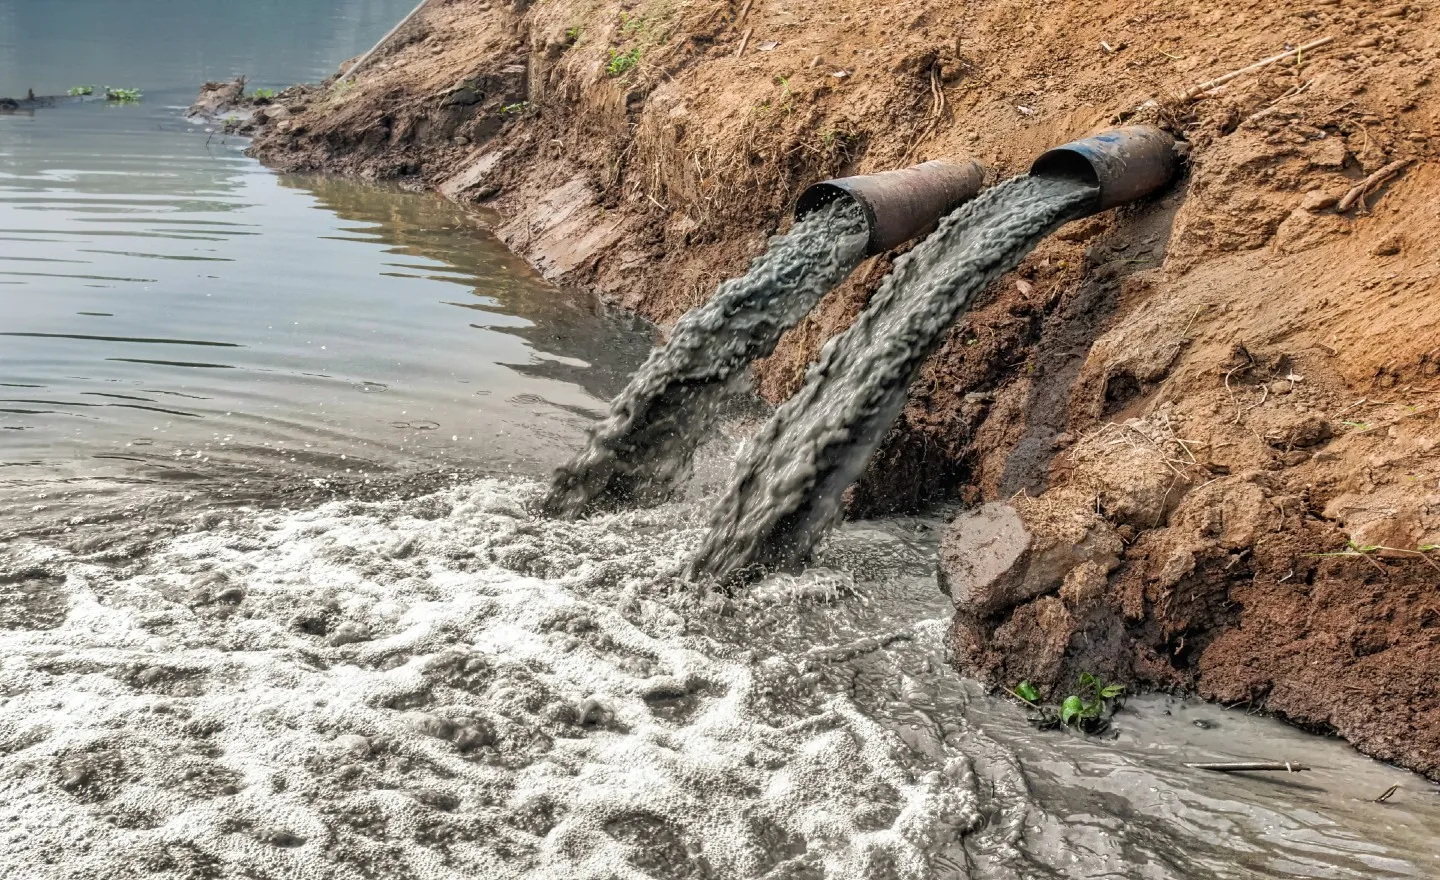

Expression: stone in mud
xmin=939 ymin=500 xmax=1122 ymax=617
xmin=1300 ymin=189 xmax=1340 ymax=212
xmin=187 ymin=78 xmax=246 ymax=119
xmin=1370 ymin=233 xmax=1404 ymax=256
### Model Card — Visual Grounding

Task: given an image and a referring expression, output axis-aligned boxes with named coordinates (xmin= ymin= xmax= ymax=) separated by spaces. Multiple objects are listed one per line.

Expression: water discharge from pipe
xmin=542 ymin=199 xmax=870 ymax=518
xmin=690 ymin=175 xmax=1100 ymax=582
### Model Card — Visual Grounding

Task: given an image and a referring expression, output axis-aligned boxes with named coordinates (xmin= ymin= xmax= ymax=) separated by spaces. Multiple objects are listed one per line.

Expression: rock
xmin=474 ymin=183 xmax=501 ymax=200
xmin=1370 ymin=233 xmax=1403 ymax=256
xmin=1306 ymin=138 xmax=1349 ymax=170
xmin=261 ymin=104 xmax=291 ymax=122
xmin=1300 ymin=189 xmax=1340 ymax=212
xmin=939 ymin=500 xmax=1122 ymax=617
xmin=452 ymin=135 xmax=470 ymax=146
xmin=186 ymin=78 xmax=245 ymax=118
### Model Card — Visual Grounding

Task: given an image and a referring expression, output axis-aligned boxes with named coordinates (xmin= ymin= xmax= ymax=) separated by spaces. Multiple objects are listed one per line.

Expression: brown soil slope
xmin=248 ymin=0 xmax=1439 ymax=778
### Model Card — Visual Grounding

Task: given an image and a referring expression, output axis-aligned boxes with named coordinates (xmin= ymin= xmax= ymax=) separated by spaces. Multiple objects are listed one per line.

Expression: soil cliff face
xmin=247 ymin=0 xmax=1439 ymax=778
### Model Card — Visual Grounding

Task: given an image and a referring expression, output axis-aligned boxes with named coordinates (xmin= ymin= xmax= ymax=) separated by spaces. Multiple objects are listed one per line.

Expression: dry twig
xmin=1181 ymin=36 xmax=1334 ymax=101
xmin=735 ymin=28 xmax=753 ymax=58
xmin=1186 ymin=762 xmax=1312 ymax=773
xmin=1337 ymin=158 xmax=1413 ymax=212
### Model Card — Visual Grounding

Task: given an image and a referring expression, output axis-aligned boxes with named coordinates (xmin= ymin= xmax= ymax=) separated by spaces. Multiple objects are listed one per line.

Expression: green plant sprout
xmin=67 ymin=86 xmax=95 ymax=97
xmin=1013 ymin=673 xmax=1126 ymax=733
xmin=499 ymin=101 xmax=531 ymax=116
xmin=606 ymin=47 xmax=642 ymax=77
xmin=251 ymin=87 xmax=278 ymax=100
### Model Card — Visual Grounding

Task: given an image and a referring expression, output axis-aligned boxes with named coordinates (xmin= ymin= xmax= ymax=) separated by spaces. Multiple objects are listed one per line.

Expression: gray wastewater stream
xmin=2 ymin=3 xmax=1439 ymax=878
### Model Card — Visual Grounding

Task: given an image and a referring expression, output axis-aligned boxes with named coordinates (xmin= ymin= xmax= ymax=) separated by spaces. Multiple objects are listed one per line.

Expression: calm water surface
xmin=0 ymin=0 xmax=652 ymax=528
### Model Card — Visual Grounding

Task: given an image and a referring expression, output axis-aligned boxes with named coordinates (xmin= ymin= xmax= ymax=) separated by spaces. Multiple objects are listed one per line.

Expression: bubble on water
xmin=0 ymin=478 xmax=972 ymax=879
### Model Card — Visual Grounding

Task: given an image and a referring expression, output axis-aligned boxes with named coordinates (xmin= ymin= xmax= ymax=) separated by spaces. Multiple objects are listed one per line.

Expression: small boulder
xmin=1370 ymin=233 xmax=1403 ymax=256
xmin=940 ymin=500 xmax=1123 ymax=617
xmin=1300 ymin=189 xmax=1340 ymax=212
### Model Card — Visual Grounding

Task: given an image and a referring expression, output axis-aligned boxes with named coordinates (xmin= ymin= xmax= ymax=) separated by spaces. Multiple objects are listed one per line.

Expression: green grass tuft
xmin=606 ymin=47 xmax=642 ymax=77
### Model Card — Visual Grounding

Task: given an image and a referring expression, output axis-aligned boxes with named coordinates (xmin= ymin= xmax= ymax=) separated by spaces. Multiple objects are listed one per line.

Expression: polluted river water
xmin=2 ymin=2 xmax=1440 ymax=878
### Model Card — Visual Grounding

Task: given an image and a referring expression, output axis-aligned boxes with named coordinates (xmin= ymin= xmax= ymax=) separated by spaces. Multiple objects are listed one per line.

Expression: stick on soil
xmin=1185 ymin=762 xmax=1313 ymax=773
xmin=1181 ymin=36 xmax=1334 ymax=101
xmin=735 ymin=28 xmax=753 ymax=58
xmin=1337 ymin=158 xmax=1412 ymax=212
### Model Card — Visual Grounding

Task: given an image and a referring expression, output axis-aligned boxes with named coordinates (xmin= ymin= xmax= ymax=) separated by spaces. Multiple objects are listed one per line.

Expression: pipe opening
xmin=1029 ymin=149 xmax=1102 ymax=190
xmin=794 ymin=159 xmax=986 ymax=255
xmin=794 ymin=183 xmax=858 ymax=219
xmin=1028 ymin=126 xmax=1179 ymax=212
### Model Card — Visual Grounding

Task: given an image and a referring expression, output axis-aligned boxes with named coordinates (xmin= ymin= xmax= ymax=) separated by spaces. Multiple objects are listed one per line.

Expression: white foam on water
xmin=0 ymin=478 xmax=976 ymax=879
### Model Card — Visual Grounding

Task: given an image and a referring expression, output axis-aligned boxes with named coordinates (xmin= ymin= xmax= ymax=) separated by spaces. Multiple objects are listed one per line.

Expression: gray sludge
xmin=690 ymin=176 xmax=1098 ymax=583
xmin=543 ymin=200 xmax=868 ymax=518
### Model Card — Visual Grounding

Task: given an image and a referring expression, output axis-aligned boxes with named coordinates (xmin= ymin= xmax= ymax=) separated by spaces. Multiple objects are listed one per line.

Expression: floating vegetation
xmin=104 ymin=87 xmax=143 ymax=104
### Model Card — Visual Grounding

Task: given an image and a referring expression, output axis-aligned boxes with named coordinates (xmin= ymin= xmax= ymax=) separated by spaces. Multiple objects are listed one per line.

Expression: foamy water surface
xmin=4 ymin=477 xmax=1438 ymax=879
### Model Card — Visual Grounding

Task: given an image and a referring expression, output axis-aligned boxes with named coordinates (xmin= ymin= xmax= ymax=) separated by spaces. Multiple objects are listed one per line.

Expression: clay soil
xmin=243 ymin=0 xmax=1439 ymax=779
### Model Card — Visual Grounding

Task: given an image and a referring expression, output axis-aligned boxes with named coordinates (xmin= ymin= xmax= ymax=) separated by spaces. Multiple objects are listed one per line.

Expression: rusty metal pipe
xmin=794 ymin=159 xmax=987 ymax=255
xmin=1029 ymin=125 xmax=1180 ymax=212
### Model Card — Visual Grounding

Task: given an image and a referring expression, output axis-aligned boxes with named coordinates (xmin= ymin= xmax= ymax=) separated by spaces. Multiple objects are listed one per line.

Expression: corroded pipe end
xmin=1030 ymin=126 xmax=1180 ymax=211
xmin=795 ymin=158 xmax=986 ymax=255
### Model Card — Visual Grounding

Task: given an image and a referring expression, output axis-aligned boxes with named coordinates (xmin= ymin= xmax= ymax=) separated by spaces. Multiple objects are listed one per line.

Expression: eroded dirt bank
xmin=244 ymin=0 xmax=1439 ymax=778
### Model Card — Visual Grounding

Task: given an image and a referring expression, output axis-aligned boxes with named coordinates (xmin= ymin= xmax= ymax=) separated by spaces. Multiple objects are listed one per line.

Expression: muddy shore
xmin=234 ymin=0 xmax=1438 ymax=779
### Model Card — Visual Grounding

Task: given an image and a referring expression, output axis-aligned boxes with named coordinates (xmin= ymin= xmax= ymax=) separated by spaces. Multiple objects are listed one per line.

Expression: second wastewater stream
xmin=2 ymin=3 xmax=1438 ymax=878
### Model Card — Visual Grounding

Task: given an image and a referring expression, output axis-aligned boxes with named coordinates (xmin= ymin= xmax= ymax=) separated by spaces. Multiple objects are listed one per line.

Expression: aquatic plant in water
xmin=104 ymin=87 xmax=142 ymax=104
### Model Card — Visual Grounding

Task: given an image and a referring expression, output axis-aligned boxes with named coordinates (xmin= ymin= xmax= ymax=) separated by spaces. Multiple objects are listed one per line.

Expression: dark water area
xmin=0 ymin=0 xmax=652 ymax=534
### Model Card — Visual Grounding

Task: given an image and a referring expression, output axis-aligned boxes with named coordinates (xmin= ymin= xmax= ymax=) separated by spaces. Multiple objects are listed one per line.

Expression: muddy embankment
xmin=240 ymin=0 xmax=1440 ymax=779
